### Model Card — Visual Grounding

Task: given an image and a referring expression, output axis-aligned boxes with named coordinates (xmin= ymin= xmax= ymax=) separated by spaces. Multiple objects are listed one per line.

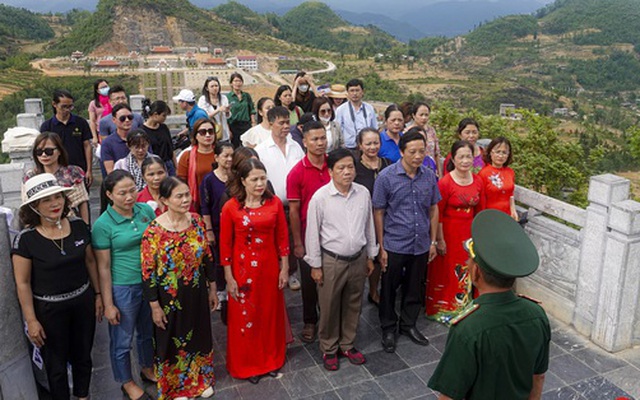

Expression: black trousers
xmin=34 ymin=289 xmax=96 ymax=399
xmin=379 ymin=251 xmax=428 ymax=334
xmin=229 ymin=120 xmax=252 ymax=148
xmin=298 ymin=258 xmax=319 ymax=325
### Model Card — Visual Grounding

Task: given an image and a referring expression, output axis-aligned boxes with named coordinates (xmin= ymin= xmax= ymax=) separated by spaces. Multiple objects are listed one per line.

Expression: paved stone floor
xmin=85 ymin=286 xmax=640 ymax=400
xmin=84 ymin=186 xmax=640 ymax=400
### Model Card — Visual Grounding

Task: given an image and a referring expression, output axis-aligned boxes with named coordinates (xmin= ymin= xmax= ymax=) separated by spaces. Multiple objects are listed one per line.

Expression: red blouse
xmin=478 ymin=164 xmax=515 ymax=216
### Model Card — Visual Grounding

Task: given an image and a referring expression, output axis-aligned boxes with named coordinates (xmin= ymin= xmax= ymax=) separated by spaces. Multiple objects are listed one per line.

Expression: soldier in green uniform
xmin=428 ymin=209 xmax=550 ymax=400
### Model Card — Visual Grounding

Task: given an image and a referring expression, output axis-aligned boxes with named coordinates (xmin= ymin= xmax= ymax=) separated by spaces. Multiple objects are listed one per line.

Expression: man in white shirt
xmin=255 ymin=106 xmax=305 ymax=205
xmin=305 ymin=148 xmax=378 ymax=371
xmin=334 ymin=79 xmax=378 ymax=150
xmin=256 ymin=106 xmax=305 ymax=290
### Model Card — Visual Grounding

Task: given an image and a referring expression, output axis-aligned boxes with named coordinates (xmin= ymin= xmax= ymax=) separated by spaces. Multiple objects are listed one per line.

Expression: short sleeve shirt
xmin=100 ymin=132 xmax=130 ymax=165
xmin=92 ymin=203 xmax=155 ymax=285
xmin=378 ymin=130 xmax=402 ymax=163
xmin=286 ymin=155 xmax=331 ymax=237
xmin=142 ymin=123 xmax=174 ymax=162
xmin=40 ymin=115 xmax=92 ymax=171
xmin=11 ymin=218 xmax=91 ymax=296
xmin=186 ymin=105 xmax=209 ymax=131
xmin=372 ymin=162 xmax=441 ymax=255
xmin=428 ymin=291 xmax=551 ymax=400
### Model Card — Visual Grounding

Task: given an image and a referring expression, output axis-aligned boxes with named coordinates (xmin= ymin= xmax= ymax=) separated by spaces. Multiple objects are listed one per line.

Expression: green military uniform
xmin=428 ymin=209 xmax=551 ymax=400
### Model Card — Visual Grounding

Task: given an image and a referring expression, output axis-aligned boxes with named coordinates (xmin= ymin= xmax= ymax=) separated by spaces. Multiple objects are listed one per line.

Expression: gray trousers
xmin=317 ymin=252 xmax=368 ymax=354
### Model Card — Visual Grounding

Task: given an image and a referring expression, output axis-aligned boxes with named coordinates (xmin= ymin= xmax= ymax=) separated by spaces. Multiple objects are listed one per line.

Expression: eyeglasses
xmin=197 ymin=128 xmax=216 ymax=136
xmin=118 ymin=115 xmax=134 ymax=122
xmin=319 ymin=109 xmax=331 ymax=115
xmin=35 ymin=147 xmax=56 ymax=156
xmin=58 ymin=104 xmax=74 ymax=110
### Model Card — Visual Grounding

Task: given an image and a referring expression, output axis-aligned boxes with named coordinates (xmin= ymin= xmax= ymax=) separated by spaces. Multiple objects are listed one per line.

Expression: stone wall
xmin=515 ymin=174 xmax=640 ymax=352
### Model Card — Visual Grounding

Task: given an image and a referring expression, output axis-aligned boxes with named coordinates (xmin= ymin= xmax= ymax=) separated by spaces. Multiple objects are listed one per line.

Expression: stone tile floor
xmin=86 ymin=287 xmax=640 ymax=400
xmin=84 ymin=187 xmax=639 ymax=400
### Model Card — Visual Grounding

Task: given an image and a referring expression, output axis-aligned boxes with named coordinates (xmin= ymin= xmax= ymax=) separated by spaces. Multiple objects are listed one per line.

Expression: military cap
xmin=463 ymin=209 xmax=539 ymax=278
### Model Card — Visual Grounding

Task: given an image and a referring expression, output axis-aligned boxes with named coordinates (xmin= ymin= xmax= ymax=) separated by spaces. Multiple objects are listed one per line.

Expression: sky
xmin=0 ymin=0 xmax=553 ymax=17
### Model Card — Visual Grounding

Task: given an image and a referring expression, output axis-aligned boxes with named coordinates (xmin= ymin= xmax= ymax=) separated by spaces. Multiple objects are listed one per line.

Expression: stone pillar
xmin=130 ymin=94 xmax=145 ymax=114
xmin=16 ymin=114 xmax=42 ymax=131
xmin=23 ymin=99 xmax=43 ymax=115
xmin=0 ymin=213 xmax=39 ymax=399
xmin=573 ymin=174 xmax=630 ymax=336
xmin=591 ymin=199 xmax=640 ymax=352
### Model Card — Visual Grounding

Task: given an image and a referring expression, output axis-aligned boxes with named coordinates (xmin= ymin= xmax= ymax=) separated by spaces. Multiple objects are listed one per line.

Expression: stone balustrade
xmin=515 ymin=174 xmax=640 ymax=352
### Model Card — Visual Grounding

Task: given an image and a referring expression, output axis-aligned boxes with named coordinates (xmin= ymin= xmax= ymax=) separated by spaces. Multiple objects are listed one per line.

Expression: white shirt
xmin=304 ymin=181 xmax=378 ymax=268
xmin=197 ymin=95 xmax=230 ymax=141
xmin=335 ymin=101 xmax=378 ymax=148
xmin=240 ymin=124 xmax=271 ymax=147
xmin=255 ymin=135 xmax=305 ymax=206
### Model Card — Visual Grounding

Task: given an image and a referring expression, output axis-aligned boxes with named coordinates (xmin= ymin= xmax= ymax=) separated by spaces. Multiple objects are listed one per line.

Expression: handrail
xmin=514 ymin=185 xmax=586 ymax=228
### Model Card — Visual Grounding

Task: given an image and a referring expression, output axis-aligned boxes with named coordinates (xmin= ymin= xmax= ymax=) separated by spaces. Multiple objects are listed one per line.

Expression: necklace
xmin=361 ymin=157 xmax=380 ymax=171
xmin=167 ymin=212 xmax=189 ymax=231
xmin=42 ymin=223 xmax=65 ymax=255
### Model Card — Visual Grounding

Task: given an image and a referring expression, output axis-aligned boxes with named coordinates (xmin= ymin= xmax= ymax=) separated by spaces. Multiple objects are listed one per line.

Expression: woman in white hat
xmin=11 ymin=173 xmax=103 ymax=400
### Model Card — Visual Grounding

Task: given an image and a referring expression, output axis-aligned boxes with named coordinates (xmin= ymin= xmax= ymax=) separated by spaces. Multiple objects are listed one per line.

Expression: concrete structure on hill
xmin=234 ymin=55 xmax=258 ymax=70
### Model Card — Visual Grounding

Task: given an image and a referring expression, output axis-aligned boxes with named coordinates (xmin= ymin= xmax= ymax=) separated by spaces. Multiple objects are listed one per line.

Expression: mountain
xmin=335 ymin=10 xmax=425 ymax=42
xmin=537 ymin=0 xmax=640 ymax=49
xmin=400 ymin=0 xmax=546 ymax=37
xmin=276 ymin=2 xmax=399 ymax=54
xmin=0 ymin=4 xmax=54 ymax=59
xmin=46 ymin=0 xmax=289 ymax=56
xmin=213 ymin=1 xmax=277 ymax=35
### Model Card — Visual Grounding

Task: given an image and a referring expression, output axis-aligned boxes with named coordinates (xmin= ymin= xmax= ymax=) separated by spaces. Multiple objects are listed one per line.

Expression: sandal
xmin=300 ymin=323 xmax=316 ymax=343
xmin=247 ymin=375 xmax=262 ymax=384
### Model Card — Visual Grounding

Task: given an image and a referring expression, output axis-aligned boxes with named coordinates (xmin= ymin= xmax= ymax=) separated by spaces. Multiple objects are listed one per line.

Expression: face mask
xmin=299 ymin=84 xmax=309 ymax=93
xmin=98 ymin=87 xmax=110 ymax=96
xmin=320 ymin=116 xmax=331 ymax=123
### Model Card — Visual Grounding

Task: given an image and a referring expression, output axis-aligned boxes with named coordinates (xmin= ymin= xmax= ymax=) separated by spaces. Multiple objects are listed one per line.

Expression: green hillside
xmin=276 ymin=2 xmax=399 ymax=55
xmin=213 ymin=1 xmax=276 ymax=35
xmin=538 ymin=0 xmax=640 ymax=49
xmin=0 ymin=4 xmax=54 ymax=42
xmin=464 ymin=15 xmax=538 ymax=56
xmin=47 ymin=0 xmax=287 ymax=56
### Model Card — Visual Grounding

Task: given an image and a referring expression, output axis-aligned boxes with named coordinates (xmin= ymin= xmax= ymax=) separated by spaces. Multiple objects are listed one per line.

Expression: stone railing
xmin=515 ymin=174 xmax=639 ymax=352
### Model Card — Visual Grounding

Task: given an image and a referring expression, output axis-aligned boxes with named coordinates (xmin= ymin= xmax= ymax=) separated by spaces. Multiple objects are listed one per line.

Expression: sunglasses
xmin=118 ymin=115 xmax=134 ymax=122
xmin=35 ymin=147 xmax=56 ymax=156
xmin=197 ymin=128 xmax=216 ymax=136
xmin=319 ymin=108 xmax=331 ymax=114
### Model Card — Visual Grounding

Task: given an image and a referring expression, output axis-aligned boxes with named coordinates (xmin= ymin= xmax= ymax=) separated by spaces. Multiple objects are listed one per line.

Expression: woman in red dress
xmin=426 ymin=140 xmax=485 ymax=324
xmin=478 ymin=136 xmax=518 ymax=220
xmin=443 ymin=118 xmax=485 ymax=175
xmin=219 ymin=158 xmax=290 ymax=383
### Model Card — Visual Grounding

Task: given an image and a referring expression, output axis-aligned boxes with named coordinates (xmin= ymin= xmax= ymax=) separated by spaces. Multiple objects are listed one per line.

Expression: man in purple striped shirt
xmin=372 ymin=131 xmax=440 ymax=353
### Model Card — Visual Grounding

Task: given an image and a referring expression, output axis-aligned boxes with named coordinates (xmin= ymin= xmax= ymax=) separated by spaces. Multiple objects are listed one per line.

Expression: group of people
xmin=10 ymin=72 xmax=550 ymax=400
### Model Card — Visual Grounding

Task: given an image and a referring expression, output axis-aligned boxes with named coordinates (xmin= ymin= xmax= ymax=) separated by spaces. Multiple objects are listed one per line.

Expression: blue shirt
xmin=372 ymin=161 xmax=441 ymax=255
xmin=186 ymin=105 xmax=209 ymax=131
xmin=98 ymin=112 xmax=144 ymax=137
xmin=378 ymin=130 xmax=402 ymax=163
xmin=335 ymin=101 xmax=378 ymax=148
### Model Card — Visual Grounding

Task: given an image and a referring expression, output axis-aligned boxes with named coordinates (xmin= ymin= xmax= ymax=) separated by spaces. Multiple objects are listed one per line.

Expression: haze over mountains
xmin=0 ymin=0 xmax=554 ymax=40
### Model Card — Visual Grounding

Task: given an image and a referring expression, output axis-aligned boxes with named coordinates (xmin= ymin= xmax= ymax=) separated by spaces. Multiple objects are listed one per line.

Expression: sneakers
xmin=288 ymin=275 xmax=301 ymax=290
xmin=323 ymin=353 xmax=339 ymax=371
xmin=216 ymin=291 xmax=227 ymax=311
xmin=341 ymin=347 xmax=366 ymax=365
xmin=201 ymin=386 xmax=215 ymax=398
